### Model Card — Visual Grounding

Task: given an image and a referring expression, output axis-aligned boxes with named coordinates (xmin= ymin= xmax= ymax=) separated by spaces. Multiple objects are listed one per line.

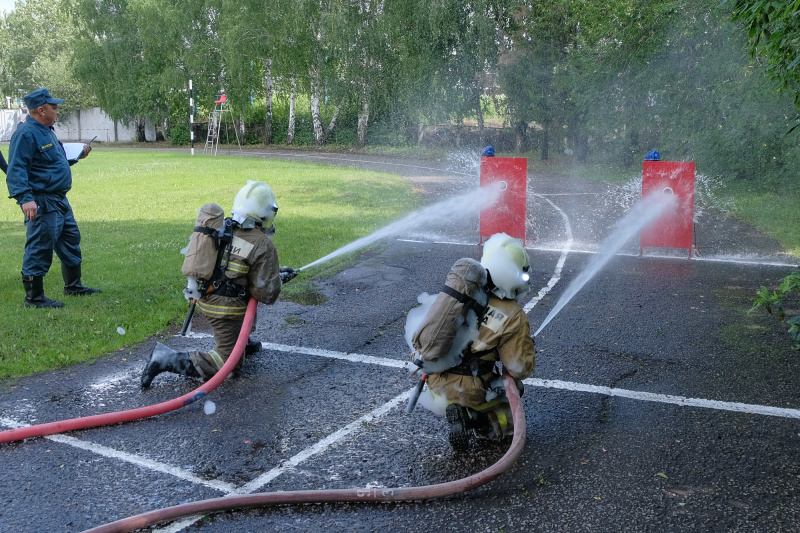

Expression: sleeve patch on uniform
xmin=229 ymin=235 xmax=255 ymax=259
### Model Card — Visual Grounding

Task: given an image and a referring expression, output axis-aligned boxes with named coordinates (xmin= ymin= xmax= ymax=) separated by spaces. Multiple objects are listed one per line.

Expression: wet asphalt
xmin=1 ymin=149 xmax=800 ymax=533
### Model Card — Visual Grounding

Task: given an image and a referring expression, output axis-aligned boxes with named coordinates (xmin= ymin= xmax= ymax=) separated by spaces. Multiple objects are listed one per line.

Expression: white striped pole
xmin=189 ymin=79 xmax=194 ymax=156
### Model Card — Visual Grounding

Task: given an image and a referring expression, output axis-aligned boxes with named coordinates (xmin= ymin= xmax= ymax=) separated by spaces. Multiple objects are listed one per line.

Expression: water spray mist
xmin=297 ymin=182 xmax=506 ymax=272
xmin=534 ymin=190 xmax=679 ymax=337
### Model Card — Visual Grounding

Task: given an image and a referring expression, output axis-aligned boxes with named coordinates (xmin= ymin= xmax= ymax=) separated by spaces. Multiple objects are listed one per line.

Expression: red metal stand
xmin=479 ymin=157 xmax=528 ymax=244
xmin=640 ymin=161 xmax=695 ymax=258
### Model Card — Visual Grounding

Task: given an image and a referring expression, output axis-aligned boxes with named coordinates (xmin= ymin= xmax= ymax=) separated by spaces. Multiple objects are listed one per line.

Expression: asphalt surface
xmin=2 ymin=148 xmax=800 ymax=533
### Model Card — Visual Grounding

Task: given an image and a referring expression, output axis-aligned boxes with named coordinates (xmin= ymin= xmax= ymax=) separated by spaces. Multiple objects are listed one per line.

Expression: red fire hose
xmin=82 ymin=372 xmax=526 ymax=533
xmin=0 ymin=299 xmax=258 ymax=444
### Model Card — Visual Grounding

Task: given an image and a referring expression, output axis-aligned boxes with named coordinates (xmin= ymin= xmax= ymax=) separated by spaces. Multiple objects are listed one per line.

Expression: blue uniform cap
xmin=23 ymin=88 xmax=65 ymax=110
xmin=481 ymin=146 xmax=495 ymax=157
xmin=645 ymin=149 xmax=660 ymax=161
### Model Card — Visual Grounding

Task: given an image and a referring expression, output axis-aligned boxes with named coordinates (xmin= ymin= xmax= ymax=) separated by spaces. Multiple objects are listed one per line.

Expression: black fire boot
xmin=446 ymin=403 xmax=481 ymax=451
xmin=141 ymin=342 xmax=200 ymax=388
xmin=22 ymin=275 xmax=64 ymax=308
xmin=245 ymin=336 xmax=262 ymax=355
xmin=62 ymin=263 xmax=102 ymax=296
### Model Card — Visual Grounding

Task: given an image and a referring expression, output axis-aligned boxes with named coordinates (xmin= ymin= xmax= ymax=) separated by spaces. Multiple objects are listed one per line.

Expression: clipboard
xmin=62 ymin=136 xmax=97 ymax=161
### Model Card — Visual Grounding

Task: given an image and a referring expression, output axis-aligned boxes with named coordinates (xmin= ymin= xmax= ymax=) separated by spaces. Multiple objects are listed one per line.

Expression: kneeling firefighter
xmin=141 ymin=180 xmax=297 ymax=388
xmin=410 ymin=233 xmax=536 ymax=450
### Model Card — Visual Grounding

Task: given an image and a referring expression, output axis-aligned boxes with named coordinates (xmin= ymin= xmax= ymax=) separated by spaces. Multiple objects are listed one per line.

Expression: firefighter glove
xmin=280 ymin=266 xmax=298 ymax=284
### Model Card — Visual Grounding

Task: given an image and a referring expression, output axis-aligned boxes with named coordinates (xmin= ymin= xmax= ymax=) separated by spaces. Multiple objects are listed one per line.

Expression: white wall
xmin=0 ymin=107 xmax=153 ymax=143
xmin=0 ymin=108 xmax=26 ymax=141
xmin=55 ymin=107 xmax=140 ymax=142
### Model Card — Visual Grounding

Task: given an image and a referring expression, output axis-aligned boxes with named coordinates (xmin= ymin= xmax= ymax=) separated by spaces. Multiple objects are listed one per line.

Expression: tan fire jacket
xmin=427 ymin=295 xmax=536 ymax=406
xmin=197 ymin=224 xmax=281 ymax=318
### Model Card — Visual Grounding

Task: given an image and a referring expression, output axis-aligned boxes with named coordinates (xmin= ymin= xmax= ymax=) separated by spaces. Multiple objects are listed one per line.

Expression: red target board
xmin=479 ymin=157 xmax=527 ymax=244
xmin=640 ymin=161 xmax=695 ymax=257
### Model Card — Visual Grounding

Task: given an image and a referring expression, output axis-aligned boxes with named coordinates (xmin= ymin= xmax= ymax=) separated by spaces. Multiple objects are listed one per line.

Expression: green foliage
xmin=168 ymin=124 xmax=190 ymax=146
xmin=726 ymin=0 xmax=800 ymax=112
xmin=749 ymin=270 xmax=800 ymax=350
xmin=0 ymin=149 xmax=419 ymax=379
xmin=0 ymin=0 xmax=94 ymax=113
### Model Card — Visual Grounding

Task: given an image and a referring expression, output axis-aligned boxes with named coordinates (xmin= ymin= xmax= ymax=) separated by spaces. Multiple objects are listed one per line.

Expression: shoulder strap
xmin=440 ymin=285 xmax=488 ymax=318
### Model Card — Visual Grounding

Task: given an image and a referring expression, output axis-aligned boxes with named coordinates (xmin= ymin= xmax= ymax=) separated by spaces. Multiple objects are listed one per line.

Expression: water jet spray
xmin=534 ymin=190 xmax=679 ymax=337
xmin=296 ymin=182 xmax=505 ymax=272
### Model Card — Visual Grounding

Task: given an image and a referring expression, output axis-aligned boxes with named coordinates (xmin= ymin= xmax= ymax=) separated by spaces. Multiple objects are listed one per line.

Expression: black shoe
xmin=62 ymin=264 xmax=102 ymax=296
xmin=446 ymin=404 xmax=472 ymax=451
xmin=64 ymin=285 xmax=102 ymax=296
xmin=141 ymin=343 xmax=199 ymax=388
xmin=140 ymin=356 xmax=165 ymax=388
xmin=24 ymin=295 xmax=65 ymax=308
xmin=22 ymin=275 xmax=64 ymax=308
xmin=245 ymin=336 xmax=262 ymax=355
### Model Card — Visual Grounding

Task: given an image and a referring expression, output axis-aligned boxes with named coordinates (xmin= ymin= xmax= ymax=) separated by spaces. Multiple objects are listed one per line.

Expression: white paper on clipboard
xmin=62 ymin=143 xmax=87 ymax=161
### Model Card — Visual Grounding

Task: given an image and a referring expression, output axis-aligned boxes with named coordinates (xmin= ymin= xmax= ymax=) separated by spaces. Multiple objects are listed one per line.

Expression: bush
xmin=168 ymin=124 xmax=190 ymax=146
xmin=750 ymin=270 xmax=800 ymax=350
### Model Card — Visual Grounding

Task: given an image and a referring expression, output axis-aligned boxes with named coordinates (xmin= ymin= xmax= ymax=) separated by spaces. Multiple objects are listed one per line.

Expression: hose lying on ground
xmin=81 ymin=371 xmax=526 ymax=533
xmin=0 ymin=299 xmax=257 ymax=444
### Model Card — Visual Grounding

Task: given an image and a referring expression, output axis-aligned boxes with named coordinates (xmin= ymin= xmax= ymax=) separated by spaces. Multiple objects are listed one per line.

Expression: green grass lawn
xmin=0 ymin=149 xmax=420 ymax=379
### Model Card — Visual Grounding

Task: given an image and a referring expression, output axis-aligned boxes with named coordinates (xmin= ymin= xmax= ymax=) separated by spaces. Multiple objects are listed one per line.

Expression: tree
xmin=3 ymin=0 xmax=93 ymax=114
xmin=726 ymin=0 xmax=800 ymax=111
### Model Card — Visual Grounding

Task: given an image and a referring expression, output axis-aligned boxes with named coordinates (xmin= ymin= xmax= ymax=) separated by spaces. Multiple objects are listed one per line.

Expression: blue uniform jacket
xmin=6 ymin=116 xmax=74 ymax=205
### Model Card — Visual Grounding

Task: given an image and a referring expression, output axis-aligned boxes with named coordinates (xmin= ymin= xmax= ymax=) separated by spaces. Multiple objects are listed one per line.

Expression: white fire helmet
xmin=480 ymin=233 xmax=531 ymax=300
xmin=231 ymin=180 xmax=278 ymax=228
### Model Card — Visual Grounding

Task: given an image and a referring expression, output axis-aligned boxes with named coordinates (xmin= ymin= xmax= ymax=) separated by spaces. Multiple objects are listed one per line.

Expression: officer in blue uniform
xmin=6 ymin=88 xmax=101 ymax=308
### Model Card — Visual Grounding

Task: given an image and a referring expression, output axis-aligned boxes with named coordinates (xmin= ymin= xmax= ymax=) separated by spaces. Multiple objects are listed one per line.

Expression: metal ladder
xmin=203 ymin=108 xmax=220 ymax=153
xmin=203 ymin=94 xmax=242 ymax=155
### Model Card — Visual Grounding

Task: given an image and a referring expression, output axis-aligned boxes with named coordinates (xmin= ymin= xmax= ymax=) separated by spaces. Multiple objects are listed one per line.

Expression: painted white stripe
xmin=236 ymin=388 xmax=411 ymax=494
xmin=257 ymin=343 xmax=800 ymax=420
xmin=5 ymin=336 xmax=800 ymax=533
xmin=526 ymin=378 xmax=800 ymax=419
xmin=261 ymin=342 xmax=409 ymax=369
xmin=0 ymin=417 xmax=238 ymax=493
xmin=523 ymin=194 xmax=573 ymax=314
xmin=152 ymin=388 xmax=413 ymax=533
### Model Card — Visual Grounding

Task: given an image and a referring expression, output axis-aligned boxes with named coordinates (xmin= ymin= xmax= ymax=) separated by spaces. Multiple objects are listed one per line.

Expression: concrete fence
xmin=1 ymin=107 xmax=155 ymax=143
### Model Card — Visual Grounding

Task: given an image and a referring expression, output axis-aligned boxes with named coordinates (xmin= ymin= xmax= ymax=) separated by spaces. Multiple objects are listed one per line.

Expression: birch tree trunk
xmin=310 ymin=64 xmax=324 ymax=145
xmin=357 ymin=82 xmax=370 ymax=148
xmin=357 ymin=99 xmax=370 ymax=148
xmin=287 ymin=76 xmax=296 ymax=146
xmin=326 ymin=99 xmax=342 ymax=141
xmin=475 ymin=92 xmax=485 ymax=146
xmin=262 ymin=59 xmax=273 ymax=145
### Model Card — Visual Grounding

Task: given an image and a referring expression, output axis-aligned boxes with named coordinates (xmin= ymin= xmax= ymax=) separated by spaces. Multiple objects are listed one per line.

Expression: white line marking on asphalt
xmin=261 ymin=342 xmax=409 ymax=369
xmin=0 ymin=416 xmax=238 ymax=493
xmin=528 ymin=378 xmax=800 ymax=419
xmin=6 ymin=336 xmax=800 ymax=532
xmin=524 ymin=194 xmax=573 ymax=314
xmin=152 ymin=389 xmax=413 ymax=533
xmin=237 ymin=388 xmax=411 ymax=494
xmin=259 ymin=343 xmax=800 ymax=419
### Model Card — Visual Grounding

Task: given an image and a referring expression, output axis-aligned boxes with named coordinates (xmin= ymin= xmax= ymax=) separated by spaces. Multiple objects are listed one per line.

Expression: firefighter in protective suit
xmin=141 ymin=181 xmax=295 ymax=387
xmin=426 ymin=234 xmax=536 ymax=450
